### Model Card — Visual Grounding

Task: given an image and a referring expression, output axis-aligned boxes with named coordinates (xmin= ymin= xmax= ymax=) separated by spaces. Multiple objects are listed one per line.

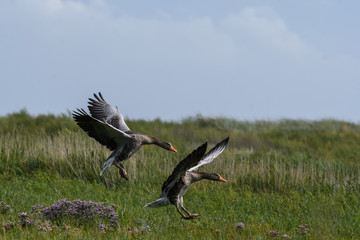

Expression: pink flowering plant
xmin=1 ymin=199 xmax=119 ymax=232
xmin=41 ymin=199 xmax=118 ymax=228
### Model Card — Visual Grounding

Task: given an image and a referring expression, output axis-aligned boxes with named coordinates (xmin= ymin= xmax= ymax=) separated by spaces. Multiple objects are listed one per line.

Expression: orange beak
xmin=219 ymin=177 xmax=227 ymax=182
xmin=170 ymin=146 xmax=177 ymax=152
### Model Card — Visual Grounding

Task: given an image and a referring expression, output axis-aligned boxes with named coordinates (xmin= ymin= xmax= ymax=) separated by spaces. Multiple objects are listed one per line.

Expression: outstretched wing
xmin=88 ymin=92 xmax=131 ymax=133
xmin=187 ymin=137 xmax=229 ymax=172
xmin=73 ymin=108 xmax=132 ymax=151
xmin=161 ymin=142 xmax=207 ymax=192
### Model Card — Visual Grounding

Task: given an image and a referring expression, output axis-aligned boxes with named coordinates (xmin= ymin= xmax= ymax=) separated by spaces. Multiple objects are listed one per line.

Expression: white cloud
xmin=5 ymin=0 xmax=237 ymax=68
xmin=223 ymin=7 xmax=310 ymax=57
xmin=1 ymin=1 xmax=359 ymax=121
xmin=20 ymin=0 xmax=88 ymax=16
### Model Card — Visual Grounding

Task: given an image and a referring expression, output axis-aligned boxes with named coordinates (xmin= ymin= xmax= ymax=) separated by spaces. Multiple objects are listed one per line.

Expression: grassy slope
xmin=0 ymin=110 xmax=359 ymax=239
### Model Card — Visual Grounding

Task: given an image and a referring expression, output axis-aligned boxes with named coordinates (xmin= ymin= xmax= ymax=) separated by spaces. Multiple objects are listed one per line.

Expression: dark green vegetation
xmin=1 ymin=110 xmax=359 ymax=239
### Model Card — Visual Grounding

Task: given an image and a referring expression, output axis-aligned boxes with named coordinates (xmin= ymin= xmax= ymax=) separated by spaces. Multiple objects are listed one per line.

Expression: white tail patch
xmin=100 ymin=155 xmax=116 ymax=176
xmin=100 ymin=146 xmax=124 ymax=176
xmin=144 ymin=197 xmax=170 ymax=208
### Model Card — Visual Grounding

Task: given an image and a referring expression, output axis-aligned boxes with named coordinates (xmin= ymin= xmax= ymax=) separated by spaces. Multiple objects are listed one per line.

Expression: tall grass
xmin=1 ymin=127 xmax=359 ymax=193
xmin=1 ymin=111 xmax=360 ymax=239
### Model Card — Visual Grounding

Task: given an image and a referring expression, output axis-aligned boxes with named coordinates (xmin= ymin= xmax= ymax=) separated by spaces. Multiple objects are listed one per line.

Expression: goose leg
xmin=114 ymin=163 xmax=128 ymax=180
xmin=175 ymin=205 xmax=192 ymax=220
xmin=180 ymin=198 xmax=200 ymax=219
xmin=179 ymin=197 xmax=191 ymax=216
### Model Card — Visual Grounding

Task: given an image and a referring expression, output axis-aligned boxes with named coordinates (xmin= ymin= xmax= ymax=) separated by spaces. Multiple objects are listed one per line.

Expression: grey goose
xmin=73 ymin=92 xmax=177 ymax=180
xmin=145 ymin=137 xmax=229 ymax=220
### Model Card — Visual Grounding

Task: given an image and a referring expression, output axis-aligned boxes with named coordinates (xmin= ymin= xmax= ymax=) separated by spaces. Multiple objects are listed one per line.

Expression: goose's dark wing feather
xmin=73 ymin=108 xmax=132 ymax=151
xmin=88 ymin=92 xmax=131 ymax=133
xmin=188 ymin=137 xmax=229 ymax=172
xmin=161 ymin=142 xmax=207 ymax=192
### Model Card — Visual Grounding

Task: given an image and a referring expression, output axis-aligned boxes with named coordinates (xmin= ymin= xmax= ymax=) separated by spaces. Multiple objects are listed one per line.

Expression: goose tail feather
xmin=144 ymin=197 xmax=169 ymax=208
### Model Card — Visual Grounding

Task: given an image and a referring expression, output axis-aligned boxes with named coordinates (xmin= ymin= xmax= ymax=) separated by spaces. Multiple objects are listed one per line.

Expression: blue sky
xmin=1 ymin=0 xmax=359 ymax=122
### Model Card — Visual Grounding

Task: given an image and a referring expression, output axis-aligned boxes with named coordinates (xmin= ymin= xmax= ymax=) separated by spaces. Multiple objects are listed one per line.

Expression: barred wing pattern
xmin=88 ymin=92 xmax=131 ymax=133
xmin=161 ymin=142 xmax=208 ymax=193
xmin=187 ymin=137 xmax=229 ymax=172
xmin=72 ymin=108 xmax=132 ymax=151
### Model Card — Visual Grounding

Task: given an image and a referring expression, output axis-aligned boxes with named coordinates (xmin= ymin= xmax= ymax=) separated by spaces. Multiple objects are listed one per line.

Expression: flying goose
xmin=72 ymin=92 xmax=177 ymax=180
xmin=145 ymin=137 xmax=229 ymax=220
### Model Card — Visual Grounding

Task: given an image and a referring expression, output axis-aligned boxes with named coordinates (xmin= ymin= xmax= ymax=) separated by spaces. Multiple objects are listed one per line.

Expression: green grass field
xmin=1 ymin=110 xmax=359 ymax=239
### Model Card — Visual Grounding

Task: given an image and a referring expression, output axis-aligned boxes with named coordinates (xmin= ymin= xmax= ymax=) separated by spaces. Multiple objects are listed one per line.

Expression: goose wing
xmin=187 ymin=137 xmax=229 ymax=172
xmin=73 ymin=108 xmax=132 ymax=151
xmin=161 ymin=142 xmax=207 ymax=192
xmin=88 ymin=92 xmax=131 ymax=133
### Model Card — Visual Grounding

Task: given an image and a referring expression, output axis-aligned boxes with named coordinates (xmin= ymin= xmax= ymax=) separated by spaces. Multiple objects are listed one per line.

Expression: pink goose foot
xmin=190 ymin=213 xmax=201 ymax=218
xmin=119 ymin=168 xmax=129 ymax=180
xmin=183 ymin=213 xmax=201 ymax=220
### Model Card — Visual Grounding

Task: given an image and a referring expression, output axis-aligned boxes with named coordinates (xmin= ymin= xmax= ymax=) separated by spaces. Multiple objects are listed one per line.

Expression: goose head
xmin=162 ymin=141 xmax=177 ymax=152
xmin=203 ymin=173 xmax=227 ymax=182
